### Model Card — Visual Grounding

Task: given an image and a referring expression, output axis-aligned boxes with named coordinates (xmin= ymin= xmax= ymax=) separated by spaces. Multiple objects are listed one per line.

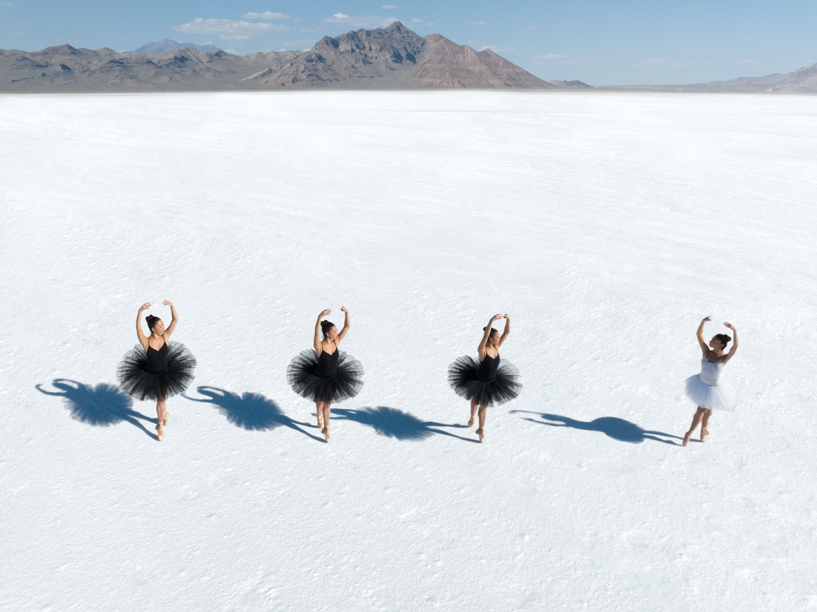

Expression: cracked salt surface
xmin=1 ymin=91 xmax=815 ymax=611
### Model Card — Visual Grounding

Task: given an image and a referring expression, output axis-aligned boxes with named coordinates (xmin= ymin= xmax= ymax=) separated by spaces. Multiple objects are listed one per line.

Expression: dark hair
xmin=145 ymin=315 xmax=161 ymax=331
xmin=713 ymin=334 xmax=731 ymax=348
xmin=483 ymin=326 xmax=499 ymax=337
xmin=321 ymin=320 xmax=335 ymax=336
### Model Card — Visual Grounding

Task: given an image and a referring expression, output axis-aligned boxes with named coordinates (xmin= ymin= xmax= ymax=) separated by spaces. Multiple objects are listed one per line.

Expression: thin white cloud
xmin=632 ymin=58 xmax=711 ymax=68
xmin=0 ymin=1 xmax=16 ymax=6
xmin=544 ymin=53 xmax=567 ymax=59
xmin=480 ymin=46 xmax=515 ymax=53
xmin=470 ymin=21 xmax=486 ymax=26
xmin=529 ymin=26 xmax=538 ymax=30
xmin=382 ymin=4 xmax=396 ymax=8
xmin=325 ymin=14 xmax=400 ymax=28
xmin=410 ymin=18 xmax=434 ymax=27
xmin=283 ymin=39 xmax=316 ymax=49
xmin=411 ymin=18 xmax=423 ymax=23
xmin=740 ymin=59 xmax=756 ymax=64
xmin=173 ymin=18 xmax=289 ymax=36
xmin=244 ymin=11 xmax=289 ymax=20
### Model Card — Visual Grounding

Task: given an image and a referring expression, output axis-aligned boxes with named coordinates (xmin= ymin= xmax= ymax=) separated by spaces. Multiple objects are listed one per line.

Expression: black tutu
xmin=116 ymin=343 xmax=197 ymax=401
xmin=447 ymin=355 xmax=521 ymax=406
xmin=287 ymin=349 xmax=364 ymax=403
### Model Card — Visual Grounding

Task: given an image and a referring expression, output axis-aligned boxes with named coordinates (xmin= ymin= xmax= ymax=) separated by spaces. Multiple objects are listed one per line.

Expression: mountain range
xmin=601 ymin=65 xmax=817 ymax=93
xmin=0 ymin=22 xmax=576 ymax=92
xmin=126 ymin=39 xmax=222 ymax=55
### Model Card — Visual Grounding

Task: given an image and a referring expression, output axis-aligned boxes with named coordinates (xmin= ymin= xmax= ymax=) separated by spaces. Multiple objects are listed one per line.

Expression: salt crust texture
xmin=1 ymin=92 xmax=815 ymax=611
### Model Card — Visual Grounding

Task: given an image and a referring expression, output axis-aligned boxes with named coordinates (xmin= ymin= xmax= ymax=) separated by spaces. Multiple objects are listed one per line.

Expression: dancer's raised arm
xmin=136 ymin=303 xmax=150 ymax=350
xmin=696 ymin=317 xmax=710 ymax=353
xmin=478 ymin=314 xmax=503 ymax=359
xmin=163 ymin=301 xmax=179 ymax=340
xmin=314 ymin=309 xmax=331 ymax=354
xmin=721 ymin=323 xmax=739 ymax=365
xmin=336 ymin=306 xmax=351 ymax=343
xmin=497 ymin=314 xmax=511 ymax=347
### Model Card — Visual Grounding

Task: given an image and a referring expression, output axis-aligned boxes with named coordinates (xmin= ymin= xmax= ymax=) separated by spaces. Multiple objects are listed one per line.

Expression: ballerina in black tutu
xmin=448 ymin=314 xmax=521 ymax=443
xmin=287 ymin=307 xmax=363 ymax=443
xmin=117 ymin=301 xmax=197 ymax=441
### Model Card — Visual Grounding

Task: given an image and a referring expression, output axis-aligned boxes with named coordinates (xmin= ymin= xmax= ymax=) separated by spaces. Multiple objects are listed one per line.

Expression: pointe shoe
xmin=467 ymin=417 xmax=475 ymax=428
xmin=701 ymin=429 xmax=709 ymax=443
xmin=156 ymin=425 xmax=164 ymax=441
xmin=682 ymin=431 xmax=691 ymax=447
xmin=163 ymin=412 xmax=169 ymax=427
xmin=475 ymin=428 xmax=484 ymax=443
xmin=321 ymin=427 xmax=331 ymax=443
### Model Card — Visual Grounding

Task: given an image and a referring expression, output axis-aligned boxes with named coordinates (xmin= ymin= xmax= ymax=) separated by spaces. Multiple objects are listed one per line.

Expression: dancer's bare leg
xmin=683 ymin=407 xmax=705 ymax=446
xmin=700 ymin=409 xmax=713 ymax=442
xmin=468 ymin=400 xmax=478 ymax=427
xmin=321 ymin=403 xmax=331 ymax=443
xmin=156 ymin=396 xmax=166 ymax=441
xmin=316 ymin=401 xmax=324 ymax=429
xmin=476 ymin=404 xmax=487 ymax=443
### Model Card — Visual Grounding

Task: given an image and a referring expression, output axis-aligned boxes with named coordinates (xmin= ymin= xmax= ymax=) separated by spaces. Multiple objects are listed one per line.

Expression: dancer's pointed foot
xmin=701 ymin=429 xmax=709 ymax=443
xmin=156 ymin=425 xmax=164 ymax=441
xmin=475 ymin=428 xmax=484 ymax=443
xmin=163 ymin=412 xmax=169 ymax=427
xmin=321 ymin=427 xmax=330 ymax=443
xmin=682 ymin=431 xmax=692 ymax=447
xmin=467 ymin=417 xmax=475 ymax=428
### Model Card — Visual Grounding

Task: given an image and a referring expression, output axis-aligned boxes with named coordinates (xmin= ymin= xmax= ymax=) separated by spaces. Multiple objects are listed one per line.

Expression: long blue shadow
xmin=35 ymin=378 xmax=156 ymax=439
xmin=512 ymin=411 xmax=681 ymax=445
xmin=184 ymin=386 xmax=323 ymax=442
xmin=333 ymin=406 xmax=478 ymax=443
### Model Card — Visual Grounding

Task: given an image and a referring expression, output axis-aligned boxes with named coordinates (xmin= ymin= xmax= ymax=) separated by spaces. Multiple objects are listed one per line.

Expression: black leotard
xmin=145 ymin=340 xmax=169 ymax=374
xmin=314 ymin=349 xmax=339 ymax=378
xmin=476 ymin=353 xmax=500 ymax=382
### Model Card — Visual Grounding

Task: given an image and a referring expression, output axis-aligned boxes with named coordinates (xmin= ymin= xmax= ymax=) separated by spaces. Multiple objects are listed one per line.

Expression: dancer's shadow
xmin=333 ymin=406 xmax=478 ymax=443
xmin=512 ymin=411 xmax=681 ymax=445
xmin=35 ymin=378 xmax=157 ymax=439
xmin=184 ymin=386 xmax=323 ymax=442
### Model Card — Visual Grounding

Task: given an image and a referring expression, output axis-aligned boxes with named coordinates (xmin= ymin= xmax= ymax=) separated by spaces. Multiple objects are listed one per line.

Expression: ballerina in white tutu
xmin=682 ymin=317 xmax=739 ymax=446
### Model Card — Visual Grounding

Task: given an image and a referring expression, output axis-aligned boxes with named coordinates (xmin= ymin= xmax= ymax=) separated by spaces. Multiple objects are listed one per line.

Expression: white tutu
xmin=684 ymin=375 xmax=738 ymax=411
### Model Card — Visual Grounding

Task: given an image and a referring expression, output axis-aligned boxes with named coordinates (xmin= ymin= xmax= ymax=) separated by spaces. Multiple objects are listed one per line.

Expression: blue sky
xmin=2 ymin=0 xmax=816 ymax=85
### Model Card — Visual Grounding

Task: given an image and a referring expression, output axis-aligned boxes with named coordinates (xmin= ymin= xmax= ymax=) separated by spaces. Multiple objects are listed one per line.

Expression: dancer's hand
xmin=163 ymin=300 xmax=174 ymax=307
xmin=139 ymin=303 xmax=151 ymax=312
xmin=340 ymin=306 xmax=348 ymax=313
xmin=491 ymin=314 xmax=503 ymax=322
xmin=724 ymin=322 xmax=735 ymax=331
xmin=321 ymin=309 xmax=331 ymax=317
xmin=701 ymin=316 xmax=711 ymax=323
xmin=503 ymin=314 xmax=510 ymax=320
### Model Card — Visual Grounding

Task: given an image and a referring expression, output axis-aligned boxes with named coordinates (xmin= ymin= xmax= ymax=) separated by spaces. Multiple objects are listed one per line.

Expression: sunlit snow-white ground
xmin=1 ymin=91 xmax=816 ymax=611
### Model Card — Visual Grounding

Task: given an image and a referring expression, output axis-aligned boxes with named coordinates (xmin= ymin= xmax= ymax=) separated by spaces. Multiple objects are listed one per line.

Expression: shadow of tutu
xmin=184 ymin=386 xmax=323 ymax=442
xmin=35 ymin=378 xmax=157 ymax=439
xmin=512 ymin=411 xmax=681 ymax=445
xmin=333 ymin=406 xmax=477 ymax=443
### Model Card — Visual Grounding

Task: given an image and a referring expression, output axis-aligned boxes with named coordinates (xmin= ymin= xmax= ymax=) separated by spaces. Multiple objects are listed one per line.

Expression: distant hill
xmin=126 ymin=39 xmax=222 ymax=54
xmin=0 ymin=22 xmax=557 ymax=92
xmin=599 ymin=63 xmax=817 ymax=93
xmin=550 ymin=80 xmax=592 ymax=89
